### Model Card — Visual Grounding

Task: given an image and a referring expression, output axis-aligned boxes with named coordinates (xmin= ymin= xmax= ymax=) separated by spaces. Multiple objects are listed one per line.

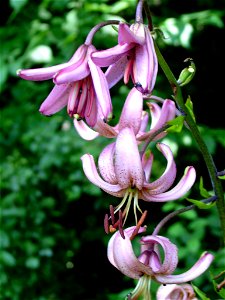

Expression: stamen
xmin=118 ymin=210 xmax=125 ymax=239
xmin=122 ymin=191 xmax=133 ymax=225
xmin=114 ymin=190 xmax=129 ymax=214
xmin=110 ymin=205 xmax=115 ymax=225
xmin=130 ymin=210 xmax=148 ymax=240
xmin=104 ymin=213 xmax=109 ymax=234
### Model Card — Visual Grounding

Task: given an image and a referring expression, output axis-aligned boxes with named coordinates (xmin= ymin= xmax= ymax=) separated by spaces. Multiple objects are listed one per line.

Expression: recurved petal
xmin=141 ymin=151 xmax=154 ymax=182
xmin=91 ymin=43 xmax=134 ymax=67
xmin=145 ymin=26 xmax=158 ymax=92
xmin=115 ymin=127 xmax=144 ymax=190
xmin=105 ymin=56 xmax=129 ymax=89
xmin=98 ymin=143 xmax=117 ymax=184
xmin=118 ymin=87 xmax=143 ymax=134
xmin=154 ymin=252 xmax=214 ymax=284
xmin=107 ymin=226 xmax=150 ymax=279
xmin=39 ymin=83 xmax=71 ymax=115
xmin=149 ymin=99 xmax=176 ymax=140
xmin=118 ymin=23 xmax=145 ymax=45
xmin=88 ymin=57 xmax=113 ymax=121
xmin=73 ymin=119 xmax=99 ymax=140
xmin=156 ymin=284 xmax=190 ymax=300
xmin=141 ymin=166 xmax=196 ymax=202
xmin=140 ymin=235 xmax=178 ymax=275
xmin=81 ymin=154 xmax=122 ymax=193
xmin=93 ymin=118 xmax=118 ymax=138
xmin=17 ymin=44 xmax=88 ymax=81
xmin=133 ymin=27 xmax=158 ymax=94
xmin=17 ymin=63 xmax=70 ymax=81
xmin=53 ymin=60 xmax=90 ymax=84
xmin=144 ymin=143 xmax=176 ymax=193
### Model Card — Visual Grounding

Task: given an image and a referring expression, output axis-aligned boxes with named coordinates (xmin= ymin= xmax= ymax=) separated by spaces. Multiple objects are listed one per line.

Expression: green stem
xmin=154 ymin=41 xmax=225 ymax=244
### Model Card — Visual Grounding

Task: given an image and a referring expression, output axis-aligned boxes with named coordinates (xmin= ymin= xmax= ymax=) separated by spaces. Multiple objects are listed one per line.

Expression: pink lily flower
xmin=107 ymin=226 xmax=214 ymax=298
xmin=17 ymin=44 xmax=112 ymax=127
xmin=156 ymin=283 xmax=198 ymax=300
xmin=74 ymin=87 xmax=176 ymax=141
xmin=91 ymin=22 xmax=158 ymax=94
xmin=81 ymin=127 xmax=196 ymax=224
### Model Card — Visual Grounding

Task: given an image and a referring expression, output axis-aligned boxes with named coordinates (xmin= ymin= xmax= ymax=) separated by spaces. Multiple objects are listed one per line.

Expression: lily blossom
xmin=81 ymin=127 xmax=196 ymax=224
xmin=156 ymin=283 xmax=198 ymax=300
xmin=92 ymin=22 xmax=158 ymax=94
xmin=107 ymin=226 xmax=214 ymax=297
xmin=74 ymin=87 xmax=176 ymax=141
xmin=17 ymin=44 xmax=112 ymax=127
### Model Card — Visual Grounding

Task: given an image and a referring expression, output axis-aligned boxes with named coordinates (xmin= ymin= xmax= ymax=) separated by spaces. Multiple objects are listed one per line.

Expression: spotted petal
xmin=143 ymin=143 xmax=176 ymax=194
xmin=107 ymin=226 xmax=151 ymax=279
xmin=115 ymin=127 xmax=144 ymax=190
xmin=141 ymin=166 xmax=196 ymax=202
xmin=81 ymin=154 xmax=121 ymax=194
xmin=155 ymin=252 xmax=214 ymax=284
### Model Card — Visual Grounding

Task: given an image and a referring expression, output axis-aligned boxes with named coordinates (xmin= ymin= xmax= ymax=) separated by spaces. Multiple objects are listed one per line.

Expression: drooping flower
xmin=92 ymin=22 xmax=158 ymax=94
xmin=81 ymin=127 xmax=196 ymax=225
xmin=17 ymin=43 xmax=112 ymax=127
xmin=107 ymin=227 xmax=213 ymax=298
xmin=74 ymin=87 xmax=176 ymax=140
xmin=156 ymin=283 xmax=198 ymax=300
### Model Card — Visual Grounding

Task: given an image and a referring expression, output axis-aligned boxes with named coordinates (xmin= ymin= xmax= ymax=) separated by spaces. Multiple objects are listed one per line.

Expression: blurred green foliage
xmin=1 ymin=0 xmax=225 ymax=299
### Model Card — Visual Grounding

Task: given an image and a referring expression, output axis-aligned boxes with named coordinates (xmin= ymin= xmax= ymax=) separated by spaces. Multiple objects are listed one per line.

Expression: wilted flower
xmin=74 ymin=87 xmax=176 ymax=141
xmin=17 ymin=43 xmax=112 ymax=127
xmin=107 ymin=227 xmax=213 ymax=299
xmin=92 ymin=22 xmax=158 ymax=94
xmin=156 ymin=283 xmax=198 ymax=300
xmin=81 ymin=127 xmax=196 ymax=225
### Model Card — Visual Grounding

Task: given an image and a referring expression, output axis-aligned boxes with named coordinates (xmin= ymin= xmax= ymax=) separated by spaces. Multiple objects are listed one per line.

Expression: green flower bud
xmin=177 ymin=58 xmax=196 ymax=86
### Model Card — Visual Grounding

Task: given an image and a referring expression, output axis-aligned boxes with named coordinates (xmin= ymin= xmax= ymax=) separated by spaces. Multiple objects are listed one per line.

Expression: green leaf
xmin=199 ymin=177 xmax=211 ymax=198
xmin=192 ymin=284 xmax=211 ymax=300
xmin=218 ymin=175 xmax=225 ymax=180
xmin=185 ymin=95 xmax=196 ymax=122
xmin=187 ymin=198 xmax=215 ymax=209
xmin=166 ymin=115 xmax=185 ymax=133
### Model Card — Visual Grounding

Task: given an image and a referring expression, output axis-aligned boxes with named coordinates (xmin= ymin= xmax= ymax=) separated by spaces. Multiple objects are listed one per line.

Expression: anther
xmin=134 ymin=82 xmax=142 ymax=88
xmin=118 ymin=210 xmax=125 ymax=239
xmin=104 ymin=214 xmax=109 ymax=234
xmin=130 ymin=210 xmax=148 ymax=240
xmin=110 ymin=205 xmax=115 ymax=225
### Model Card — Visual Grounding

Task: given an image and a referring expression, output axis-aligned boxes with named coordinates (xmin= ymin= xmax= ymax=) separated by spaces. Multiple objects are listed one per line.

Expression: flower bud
xmin=177 ymin=58 xmax=196 ymax=86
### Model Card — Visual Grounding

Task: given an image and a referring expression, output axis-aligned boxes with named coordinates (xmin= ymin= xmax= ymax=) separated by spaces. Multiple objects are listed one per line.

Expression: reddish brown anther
xmin=130 ymin=210 xmax=148 ymax=240
xmin=118 ymin=210 xmax=125 ymax=239
xmin=104 ymin=213 xmax=109 ymax=234
xmin=104 ymin=206 xmax=125 ymax=237
xmin=110 ymin=204 xmax=115 ymax=225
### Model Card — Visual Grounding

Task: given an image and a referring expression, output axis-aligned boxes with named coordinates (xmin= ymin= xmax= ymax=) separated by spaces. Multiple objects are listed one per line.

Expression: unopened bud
xmin=177 ymin=58 xmax=196 ymax=86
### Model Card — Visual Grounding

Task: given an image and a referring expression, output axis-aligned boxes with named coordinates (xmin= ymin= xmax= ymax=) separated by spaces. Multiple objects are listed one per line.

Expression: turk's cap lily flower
xmin=81 ymin=127 xmax=196 ymax=226
xmin=17 ymin=43 xmax=112 ymax=128
xmin=74 ymin=87 xmax=176 ymax=141
xmin=107 ymin=226 xmax=214 ymax=284
xmin=92 ymin=22 xmax=158 ymax=94
xmin=156 ymin=283 xmax=198 ymax=300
